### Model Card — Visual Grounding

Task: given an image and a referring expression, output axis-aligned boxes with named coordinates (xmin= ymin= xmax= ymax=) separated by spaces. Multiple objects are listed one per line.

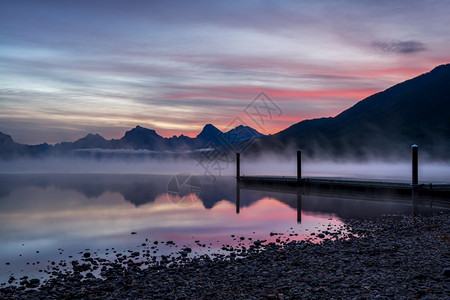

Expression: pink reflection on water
xmin=145 ymin=195 xmax=346 ymax=255
xmin=0 ymin=185 xmax=347 ymax=284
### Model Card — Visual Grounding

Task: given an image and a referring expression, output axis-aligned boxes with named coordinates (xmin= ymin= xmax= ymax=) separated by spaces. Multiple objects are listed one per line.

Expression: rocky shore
xmin=1 ymin=213 xmax=449 ymax=299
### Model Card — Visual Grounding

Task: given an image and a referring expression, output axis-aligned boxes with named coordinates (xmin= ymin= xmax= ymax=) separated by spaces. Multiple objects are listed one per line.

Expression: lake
xmin=0 ymin=173 xmax=448 ymax=285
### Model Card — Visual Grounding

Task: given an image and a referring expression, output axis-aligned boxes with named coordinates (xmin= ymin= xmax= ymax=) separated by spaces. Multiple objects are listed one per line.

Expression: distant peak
xmin=122 ymin=125 xmax=161 ymax=141
xmin=225 ymin=124 xmax=264 ymax=136
xmin=133 ymin=125 xmax=146 ymax=131
xmin=203 ymin=123 xmax=216 ymax=129
xmin=130 ymin=125 xmax=156 ymax=133
xmin=85 ymin=133 xmax=102 ymax=137
xmin=75 ymin=133 xmax=106 ymax=144
xmin=196 ymin=123 xmax=222 ymax=139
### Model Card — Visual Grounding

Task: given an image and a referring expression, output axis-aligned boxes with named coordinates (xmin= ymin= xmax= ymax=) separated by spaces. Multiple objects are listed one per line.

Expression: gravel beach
xmin=1 ymin=213 xmax=449 ymax=299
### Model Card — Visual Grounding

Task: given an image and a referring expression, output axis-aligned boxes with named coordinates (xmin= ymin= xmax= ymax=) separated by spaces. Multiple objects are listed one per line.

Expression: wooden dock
xmin=238 ymin=176 xmax=450 ymax=198
xmin=235 ymin=147 xmax=450 ymax=199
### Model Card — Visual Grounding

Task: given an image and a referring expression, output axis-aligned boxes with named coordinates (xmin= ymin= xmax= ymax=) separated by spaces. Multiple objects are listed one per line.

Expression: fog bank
xmin=0 ymin=156 xmax=449 ymax=183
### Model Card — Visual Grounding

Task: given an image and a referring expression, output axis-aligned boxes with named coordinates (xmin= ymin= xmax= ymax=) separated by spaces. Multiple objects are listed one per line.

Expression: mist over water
xmin=1 ymin=155 xmax=449 ymax=183
xmin=0 ymin=157 xmax=200 ymax=175
xmin=241 ymin=157 xmax=450 ymax=182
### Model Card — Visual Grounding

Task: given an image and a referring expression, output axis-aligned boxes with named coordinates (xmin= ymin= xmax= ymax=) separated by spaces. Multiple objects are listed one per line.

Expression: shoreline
xmin=1 ymin=213 xmax=449 ymax=299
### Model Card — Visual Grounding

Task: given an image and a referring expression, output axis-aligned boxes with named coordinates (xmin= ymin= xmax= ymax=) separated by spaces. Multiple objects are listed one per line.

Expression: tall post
xmin=236 ymin=185 xmax=240 ymax=214
xmin=236 ymin=152 xmax=240 ymax=182
xmin=297 ymin=150 xmax=302 ymax=180
xmin=412 ymin=145 xmax=418 ymax=186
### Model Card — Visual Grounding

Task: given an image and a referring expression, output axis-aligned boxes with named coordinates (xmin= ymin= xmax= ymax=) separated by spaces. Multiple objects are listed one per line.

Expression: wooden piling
xmin=236 ymin=152 xmax=240 ymax=182
xmin=412 ymin=145 xmax=418 ymax=186
xmin=297 ymin=150 xmax=302 ymax=180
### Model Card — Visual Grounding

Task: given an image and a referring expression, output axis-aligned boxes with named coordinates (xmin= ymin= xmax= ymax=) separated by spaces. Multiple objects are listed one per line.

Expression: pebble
xmin=0 ymin=213 xmax=449 ymax=299
xmin=444 ymin=267 xmax=450 ymax=277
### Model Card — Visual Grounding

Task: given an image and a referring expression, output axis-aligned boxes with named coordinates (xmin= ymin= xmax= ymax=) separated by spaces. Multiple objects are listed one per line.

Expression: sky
xmin=1 ymin=0 xmax=449 ymax=145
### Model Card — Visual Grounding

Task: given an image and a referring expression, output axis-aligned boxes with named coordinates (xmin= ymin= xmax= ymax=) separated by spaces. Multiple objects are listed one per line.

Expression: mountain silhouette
xmin=0 ymin=123 xmax=264 ymax=158
xmin=75 ymin=134 xmax=109 ymax=148
xmin=119 ymin=125 xmax=166 ymax=150
xmin=223 ymin=125 xmax=263 ymax=142
xmin=197 ymin=124 xmax=222 ymax=141
xmin=253 ymin=63 xmax=450 ymax=158
xmin=54 ymin=133 xmax=110 ymax=152
xmin=0 ymin=132 xmax=24 ymax=158
xmin=1 ymin=64 xmax=449 ymax=159
xmin=0 ymin=131 xmax=52 ymax=158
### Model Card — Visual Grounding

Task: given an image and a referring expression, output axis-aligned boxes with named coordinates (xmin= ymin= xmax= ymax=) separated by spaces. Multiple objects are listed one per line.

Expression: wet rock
xmin=1 ymin=213 xmax=449 ymax=300
xmin=182 ymin=247 xmax=192 ymax=253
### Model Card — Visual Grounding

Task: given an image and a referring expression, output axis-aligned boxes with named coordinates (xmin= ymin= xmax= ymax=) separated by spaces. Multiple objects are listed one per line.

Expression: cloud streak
xmin=0 ymin=1 xmax=449 ymax=144
xmin=372 ymin=40 xmax=427 ymax=54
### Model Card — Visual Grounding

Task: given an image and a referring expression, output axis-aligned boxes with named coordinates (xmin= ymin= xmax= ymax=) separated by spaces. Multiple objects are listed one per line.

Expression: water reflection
xmin=0 ymin=174 xmax=338 ymax=284
xmin=0 ymin=174 xmax=448 ymax=285
xmin=1 ymin=174 xmax=445 ymax=218
xmin=297 ymin=192 xmax=302 ymax=223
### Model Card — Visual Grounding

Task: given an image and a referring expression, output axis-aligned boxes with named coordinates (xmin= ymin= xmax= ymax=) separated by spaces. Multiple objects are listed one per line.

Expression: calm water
xmin=0 ymin=174 xmax=448 ymax=284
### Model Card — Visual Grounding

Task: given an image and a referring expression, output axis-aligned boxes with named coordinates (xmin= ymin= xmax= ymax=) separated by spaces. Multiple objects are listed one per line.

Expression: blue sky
xmin=1 ymin=0 xmax=449 ymax=144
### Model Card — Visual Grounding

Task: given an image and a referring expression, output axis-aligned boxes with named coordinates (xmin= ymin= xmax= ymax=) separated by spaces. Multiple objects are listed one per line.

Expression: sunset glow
xmin=1 ymin=1 xmax=449 ymax=144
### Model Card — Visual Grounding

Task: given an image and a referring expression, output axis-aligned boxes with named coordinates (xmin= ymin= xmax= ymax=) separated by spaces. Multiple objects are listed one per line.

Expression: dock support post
xmin=297 ymin=150 xmax=302 ymax=180
xmin=412 ymin=145 xmax=418 ymax=186
xmin=236 ymin=152 xmax=240 ymax=182
xmin=236 ymin=185 xmax=240 ymax=214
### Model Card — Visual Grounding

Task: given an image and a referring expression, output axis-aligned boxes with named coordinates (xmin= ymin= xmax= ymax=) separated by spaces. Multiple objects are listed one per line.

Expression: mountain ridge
xmin=0 ymin=123 xmax=266 ymax=157
xmin=255 ymin=63 xmax=450 ymax=158
xmin=1 ymin=63 xmax=450 ymax=159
